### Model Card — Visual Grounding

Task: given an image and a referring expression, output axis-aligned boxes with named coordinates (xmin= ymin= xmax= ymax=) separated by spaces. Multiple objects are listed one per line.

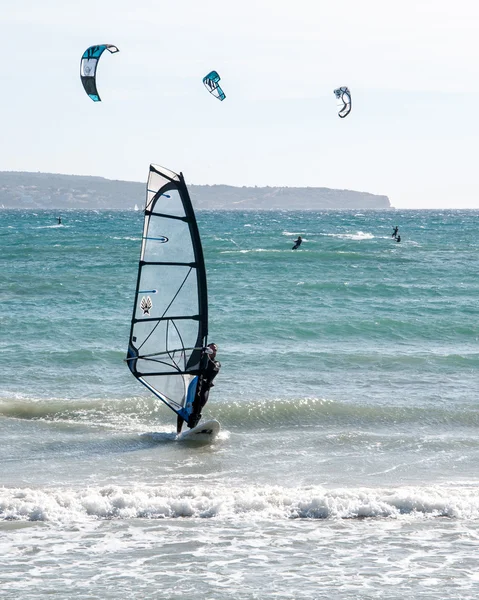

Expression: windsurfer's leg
xmin=187 ymin=387 xmax=210 ymax=429
xmin=187 ymin=412 xmax=201 ymax=428
xmin=199 ymin=388 xmax=210 ymax=410
xmin=177 ymin=415 xmax=185 ymax=434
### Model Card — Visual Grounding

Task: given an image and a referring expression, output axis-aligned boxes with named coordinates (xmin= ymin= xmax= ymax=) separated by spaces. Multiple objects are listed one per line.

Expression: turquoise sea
xmin=1 ymin=208 xmax=479 ymax=599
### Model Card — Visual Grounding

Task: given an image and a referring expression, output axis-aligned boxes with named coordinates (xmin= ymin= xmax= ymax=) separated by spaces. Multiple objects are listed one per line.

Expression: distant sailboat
xmin=125 ymin=164 xmax=220 ymax=443
xmin=134 ymin=204 xmax=139 ymax=211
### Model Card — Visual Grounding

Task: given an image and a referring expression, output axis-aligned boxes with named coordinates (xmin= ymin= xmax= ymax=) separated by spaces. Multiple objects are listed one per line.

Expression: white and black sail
xmin=126 ymin=165 xmax=208 ymax=424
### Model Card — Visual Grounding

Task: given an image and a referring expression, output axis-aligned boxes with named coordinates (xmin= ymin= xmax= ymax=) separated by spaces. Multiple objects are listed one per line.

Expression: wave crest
xmin=1 ymin=484 xmax=478 ymax=523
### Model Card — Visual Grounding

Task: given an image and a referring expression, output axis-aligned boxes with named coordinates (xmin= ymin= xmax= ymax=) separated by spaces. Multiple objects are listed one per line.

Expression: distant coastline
xmin=0 ymin=171 xmax=391 ymax=210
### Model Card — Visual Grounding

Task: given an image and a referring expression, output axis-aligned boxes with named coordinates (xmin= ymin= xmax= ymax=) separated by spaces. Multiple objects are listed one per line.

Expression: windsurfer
xmin=58 ymin=216 xmax=62 ymax=225
xmin=292 ymin=236 xmax=303 ymax=250
xmin=178 ymin=343 xmax=221 ymax=432
xmin=396 ymin=234 xmax=401 ymax=243
xmin=392 ymin=226 xmax=398 ymax=238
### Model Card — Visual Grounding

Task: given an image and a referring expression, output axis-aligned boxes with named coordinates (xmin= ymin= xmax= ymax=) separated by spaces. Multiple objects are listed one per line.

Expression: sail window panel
xmin=148 ymin=188 xmax=186 ymax=219
xmin=133 ymin=318 xmax=200 ymax=373
xmin=143 ymin=215 xmax=195 ymax=264
xmin=136 ymin=264 xmax=199 ymax=321
xmin=142 ymin=373 xmax=195 ymax=410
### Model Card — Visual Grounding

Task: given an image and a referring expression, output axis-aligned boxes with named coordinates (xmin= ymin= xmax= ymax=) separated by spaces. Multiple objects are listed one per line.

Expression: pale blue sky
xmin=1 ymin=0 xmax=478 ymax=207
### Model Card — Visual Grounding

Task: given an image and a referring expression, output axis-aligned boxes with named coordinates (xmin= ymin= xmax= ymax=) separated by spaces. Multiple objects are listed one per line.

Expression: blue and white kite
xmin=203 ymin=71 xmax=226 ymax=101
xmin=80 ymin=44 xmax=119 ymax=102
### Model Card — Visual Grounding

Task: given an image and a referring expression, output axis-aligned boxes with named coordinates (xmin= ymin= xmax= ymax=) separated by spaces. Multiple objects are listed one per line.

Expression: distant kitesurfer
xmin=392 ymin=226 xmax=398 ymax=238
xmin=58 ymin=216 xmax=62 ymax=225
xmin=292 ymin=236 xmax=303 ymax=250
xmin=396 ymin=235 xmax=401 ymax=243
xmin=177 ymin=343 xmax=221 ymax=433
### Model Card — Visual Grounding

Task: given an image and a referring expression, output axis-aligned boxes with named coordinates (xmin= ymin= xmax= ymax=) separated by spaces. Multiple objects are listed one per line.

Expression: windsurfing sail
xmin=126 ymin=164 xmax=208 ymax=424
xmin=203 ymin=71 xmax=226 ymax=101
xmin=333 ymin=86 xmax=352 ymax=118
xmin=80 ymin=44 xmax=119 ymax=102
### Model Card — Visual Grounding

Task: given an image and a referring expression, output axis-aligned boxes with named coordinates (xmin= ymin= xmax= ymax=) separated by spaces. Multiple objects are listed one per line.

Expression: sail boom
xmin=136 ymin=369 xmax=201 ymax=377
xmin=125 ymin=346 xmax=204 ymax=361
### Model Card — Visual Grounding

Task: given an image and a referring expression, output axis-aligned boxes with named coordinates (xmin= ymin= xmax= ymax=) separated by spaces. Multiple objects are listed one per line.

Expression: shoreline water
xmin=1 ymin=208 xmax=478 ymax=598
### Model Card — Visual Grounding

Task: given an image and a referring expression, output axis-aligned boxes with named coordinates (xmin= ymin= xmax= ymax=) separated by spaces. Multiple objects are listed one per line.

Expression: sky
xmin=1 ymin=0 xmax=479 ymax=208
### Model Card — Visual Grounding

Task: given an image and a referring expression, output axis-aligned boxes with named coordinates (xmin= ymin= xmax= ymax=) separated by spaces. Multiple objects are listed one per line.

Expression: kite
xmin=333 ymin=86 xmax=352 ymax=118
xmin=203 ymin=71 xmax=226 ymax=101
xmin=80 ymin=44 xmax=119 ymax=102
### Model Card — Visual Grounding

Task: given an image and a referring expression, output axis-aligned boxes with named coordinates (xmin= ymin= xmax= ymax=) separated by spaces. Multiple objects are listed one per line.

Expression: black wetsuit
xmin=392 ymin=227 xmax=398 ymax=238
xmin=396 ymin=235 xmax=401 ymax=243
xmin=292 ymin=237 xmax=302 ymax=250
xmin=187 ymin=356 xmax=221 ymax=429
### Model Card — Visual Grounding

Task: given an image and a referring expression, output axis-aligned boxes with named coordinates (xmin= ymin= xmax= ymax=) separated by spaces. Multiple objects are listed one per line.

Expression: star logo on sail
xmin=140 ymin=296 xmax=153 ymax=315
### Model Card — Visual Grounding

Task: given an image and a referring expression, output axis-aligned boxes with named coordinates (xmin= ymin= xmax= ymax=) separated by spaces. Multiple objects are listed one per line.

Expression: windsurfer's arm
xmin=206 ymin=357 xmax=220 ymax=384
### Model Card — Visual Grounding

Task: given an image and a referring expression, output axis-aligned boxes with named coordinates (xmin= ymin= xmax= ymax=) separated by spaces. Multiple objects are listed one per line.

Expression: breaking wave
xmin=1 ymin=483 xmax=478 ymax=523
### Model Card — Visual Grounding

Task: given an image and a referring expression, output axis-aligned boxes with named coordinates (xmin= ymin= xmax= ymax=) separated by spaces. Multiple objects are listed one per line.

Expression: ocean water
xmin=1 ymin=208 xmax=478 ymax=599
